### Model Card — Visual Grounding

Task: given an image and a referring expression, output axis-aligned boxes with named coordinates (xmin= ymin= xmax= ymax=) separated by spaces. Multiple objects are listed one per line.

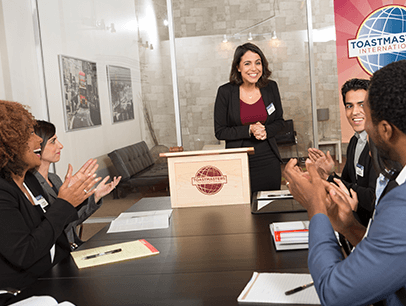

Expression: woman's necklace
xmin=241 ymin=87 xmax=257 ymax=100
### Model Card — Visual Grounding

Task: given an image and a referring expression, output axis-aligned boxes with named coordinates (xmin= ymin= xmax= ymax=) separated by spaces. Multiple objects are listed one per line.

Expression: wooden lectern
xmin=160 ymin=147 xmax=254 ymax=208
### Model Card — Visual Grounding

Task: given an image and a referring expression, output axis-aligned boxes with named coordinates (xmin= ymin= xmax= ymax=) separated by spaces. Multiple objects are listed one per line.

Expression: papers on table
xmin=237 ymin=272 xmax=320 ymax=304
xmin=256 ymin=190 xmax=294 ymax=211
xmin=71 ymin=239 xmax=159 ymax=269
xmin=9 ymin=296 xmax=75 ymax=305
xmin=107 ymin=209 xmax=173 ymax=233
xmin=270 ymin=221 xmax=309 ymax=251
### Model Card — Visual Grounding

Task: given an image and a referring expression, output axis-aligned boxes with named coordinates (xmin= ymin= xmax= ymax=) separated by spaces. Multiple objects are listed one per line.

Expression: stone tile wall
xmin=137 ymin=0 xmax=340 ymax=158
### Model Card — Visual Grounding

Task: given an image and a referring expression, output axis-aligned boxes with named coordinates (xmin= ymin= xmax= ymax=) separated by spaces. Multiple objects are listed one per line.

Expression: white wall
xmin=0 ymin=0 xmax=48 ymax=120
xmin=35 ymin=0 xmax=144 ymax=177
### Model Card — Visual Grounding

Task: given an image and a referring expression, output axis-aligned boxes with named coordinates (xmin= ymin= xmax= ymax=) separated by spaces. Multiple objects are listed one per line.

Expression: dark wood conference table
xmin=15 ymin=197 xmax=311 ymax=306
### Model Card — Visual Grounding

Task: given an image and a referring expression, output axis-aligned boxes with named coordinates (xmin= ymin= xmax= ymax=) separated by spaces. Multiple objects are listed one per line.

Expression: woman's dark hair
xmin=0 ymin=100 xmax=36 ymax=181
xmin=229 ymin=43 xmax=271 ymax=88
xmin=34 ymin=120 xmax=56 ymax=155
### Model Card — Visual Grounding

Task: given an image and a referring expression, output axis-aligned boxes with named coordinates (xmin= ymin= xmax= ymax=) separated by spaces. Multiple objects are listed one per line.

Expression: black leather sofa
xmin=108 ymin=141 xmax=169 ymax=198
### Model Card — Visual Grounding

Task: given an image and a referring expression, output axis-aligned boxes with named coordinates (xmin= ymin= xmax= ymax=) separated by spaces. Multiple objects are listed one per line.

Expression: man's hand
xmin=324 ymin=182 xmax=366 ymax=246
xmin=283 ymin=158 xmax=330 ymax=219
xmin=333 ymin=178 xmax=358 ymax=211
xmin=308 ymin=148 xmax=335 ymax=179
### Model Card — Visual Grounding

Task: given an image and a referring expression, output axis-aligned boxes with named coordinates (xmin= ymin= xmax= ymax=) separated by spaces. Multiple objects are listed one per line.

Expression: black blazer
xmin=329 ymin=135 xmax=377 ymax=226
xmin=214 ymin=81 xmax=284 ymax=162
xmin=0 ymin=172 xmax=78 ymax=290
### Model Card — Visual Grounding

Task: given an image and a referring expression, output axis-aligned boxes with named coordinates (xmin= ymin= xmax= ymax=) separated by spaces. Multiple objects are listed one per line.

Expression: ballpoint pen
xmin=285 ymin=281 xmax=314 ymax=295
xmin=82 ymin=248 xmax=122 ymax=260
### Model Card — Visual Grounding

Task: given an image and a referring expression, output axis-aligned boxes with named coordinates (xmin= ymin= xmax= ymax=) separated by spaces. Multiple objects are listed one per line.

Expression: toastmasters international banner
xmin=334 ymin=1 xmax=406 ymax=142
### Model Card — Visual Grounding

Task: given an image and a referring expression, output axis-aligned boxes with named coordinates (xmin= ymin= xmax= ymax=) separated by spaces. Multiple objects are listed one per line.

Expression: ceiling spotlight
xmin=223 ymin=34 xmax=228 ymax=43
xmin=248 ymin=32 xmax=253 ymax=41
xmin=272 ymin=31 xmax=277 ymax=40
xmin=163 ymin=19 xmax=169 ymax=27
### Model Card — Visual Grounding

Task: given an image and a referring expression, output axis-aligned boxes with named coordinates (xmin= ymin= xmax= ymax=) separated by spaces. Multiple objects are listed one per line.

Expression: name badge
xmin=266 ymin=103 xmax=275 ymax=115
xmin=356 ymin=163 xmax=364 ymax=177
xmin=35 ymin=195 xmax=49 ymax=213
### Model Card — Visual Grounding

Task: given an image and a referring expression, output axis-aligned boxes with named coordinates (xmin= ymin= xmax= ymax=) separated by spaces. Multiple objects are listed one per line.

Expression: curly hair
xmin=341 ymin=78 xmax=370 ymax=105
xmin=229 ymin=43 xmax=271 ymax=88
xmin=0 ymin=100 xmax=36 ymax=181
xmin=369 ymin=60 xmax=406 ymax=134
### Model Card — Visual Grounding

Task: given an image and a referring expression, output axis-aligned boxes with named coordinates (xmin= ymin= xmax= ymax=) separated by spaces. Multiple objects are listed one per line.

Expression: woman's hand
xmin=250 ymin=122 xmax=267 ymax=140
xmin=67 ymin=159 xmax=99 ymax=187
xmin=94 ymin=176 xmax=122 ymax=203
xmin=58 ymin=164 xmax=101 ymax=207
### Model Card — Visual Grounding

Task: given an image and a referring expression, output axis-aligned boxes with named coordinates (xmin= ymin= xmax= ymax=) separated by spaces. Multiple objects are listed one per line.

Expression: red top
xmin=240 ymin=97 xmax=267 ymax=125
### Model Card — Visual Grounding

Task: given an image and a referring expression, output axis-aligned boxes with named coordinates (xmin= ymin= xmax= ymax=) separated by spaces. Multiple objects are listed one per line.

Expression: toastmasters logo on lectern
xmin=191 ymin=166 xmax=227 ymax=195
xmin=348 ymin=5 xmax=406 ymax=75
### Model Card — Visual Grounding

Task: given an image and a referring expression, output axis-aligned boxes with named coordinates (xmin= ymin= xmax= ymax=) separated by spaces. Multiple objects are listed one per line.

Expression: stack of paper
xmin=107 ymin=209 xmax=173 ymax=233
xmin=270 ymin=221 xmax=309 ymax=251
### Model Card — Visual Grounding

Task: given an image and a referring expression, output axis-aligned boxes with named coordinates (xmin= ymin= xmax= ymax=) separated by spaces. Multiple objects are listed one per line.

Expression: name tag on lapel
xmin=35 ymin=195 xmax=49 ymax=213
xmin=356 ymin=163 xmax=364 ymax=177
xmin=267 ymin=103 xmax=275 ymax=115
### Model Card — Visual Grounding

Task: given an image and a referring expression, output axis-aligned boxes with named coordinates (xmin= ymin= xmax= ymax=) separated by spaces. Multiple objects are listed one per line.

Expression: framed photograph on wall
xmin=107 ymin=65 xmax=134 ymax=123
xmin=58 ymin=55 xmax=102 ymax=131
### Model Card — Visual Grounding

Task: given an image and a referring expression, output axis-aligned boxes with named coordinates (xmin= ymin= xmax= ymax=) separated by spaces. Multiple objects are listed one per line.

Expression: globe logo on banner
xmin=348 ymin=5 xmax=406 ymax=75
xmin=191 ymin=166 xmax=227 ymax=195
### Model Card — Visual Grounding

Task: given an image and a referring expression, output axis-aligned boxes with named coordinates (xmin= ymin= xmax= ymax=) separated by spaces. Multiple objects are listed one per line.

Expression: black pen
xmin=82 ymin=248 xmax=122 ymax=260
xmin=285 ymin=281 xmax=314 ymax=295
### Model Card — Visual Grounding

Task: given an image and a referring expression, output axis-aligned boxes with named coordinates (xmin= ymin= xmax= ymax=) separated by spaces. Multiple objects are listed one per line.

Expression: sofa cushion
xmin=108 ymin=141 xmax=155 ymax=180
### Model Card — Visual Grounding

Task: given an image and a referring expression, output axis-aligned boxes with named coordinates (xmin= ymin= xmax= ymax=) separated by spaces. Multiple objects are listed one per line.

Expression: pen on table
xmin=285 ymin=281 xmax=314 ymax=295
xmin=82 ymin=248 xmax=122 ymax=260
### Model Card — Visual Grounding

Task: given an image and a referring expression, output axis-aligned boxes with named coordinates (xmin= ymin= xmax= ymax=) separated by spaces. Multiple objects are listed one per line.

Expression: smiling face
xmin=22 ymin=129 xmax=43 ymax=170
xmin=344 ymin=89 xmax=367 ymax=133
xmin=41 ymin=134 xmax=64 ymax=164
xmin=237 ymin=51 xmax=263 ymax=85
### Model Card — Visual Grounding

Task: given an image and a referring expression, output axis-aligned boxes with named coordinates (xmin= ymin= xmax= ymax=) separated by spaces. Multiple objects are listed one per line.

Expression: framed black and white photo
xmin=59 ymin=55 xmax=102 ymax=131
xmin=107 ymin=65 xmax=134 ymax=123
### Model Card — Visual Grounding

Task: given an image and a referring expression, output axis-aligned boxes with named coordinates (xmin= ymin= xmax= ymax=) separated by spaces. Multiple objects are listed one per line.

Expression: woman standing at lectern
xmin=214 ymin=43 xmax=284 ymax=192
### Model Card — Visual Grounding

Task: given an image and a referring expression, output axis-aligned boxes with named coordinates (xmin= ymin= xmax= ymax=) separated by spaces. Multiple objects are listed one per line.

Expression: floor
xmin=80 ymin=155 xmax=346 ymax=242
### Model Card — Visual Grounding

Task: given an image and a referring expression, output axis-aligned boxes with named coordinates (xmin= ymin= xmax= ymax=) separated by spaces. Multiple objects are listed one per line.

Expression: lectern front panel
xmin=167 ymin=151 xmax=251 ymax=208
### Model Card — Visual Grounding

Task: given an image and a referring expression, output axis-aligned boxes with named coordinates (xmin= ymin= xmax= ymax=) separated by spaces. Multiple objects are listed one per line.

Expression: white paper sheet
xmin=237 ymin=272 xmax=320 ymax=304
xmin=107 ymin=210 xmax=172 ymax=233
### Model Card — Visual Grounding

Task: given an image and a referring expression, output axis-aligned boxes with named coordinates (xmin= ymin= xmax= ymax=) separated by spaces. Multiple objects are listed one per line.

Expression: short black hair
xmin=229 ymin=43 xmax=271 ymax=88
xmin=341 ymin=78 xmax=370 ymax=105
xmin=34 ymin=120 xmax=56 ymax=155
xmin=369 ymin=59 xmax=406 ymax=134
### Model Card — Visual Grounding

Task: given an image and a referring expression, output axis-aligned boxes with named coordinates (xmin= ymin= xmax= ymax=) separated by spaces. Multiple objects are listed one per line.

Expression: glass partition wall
xmin=1 ymin=0 xmax=339 ymax=169
xmin=137 ymin=0 xmax=339 ymax=158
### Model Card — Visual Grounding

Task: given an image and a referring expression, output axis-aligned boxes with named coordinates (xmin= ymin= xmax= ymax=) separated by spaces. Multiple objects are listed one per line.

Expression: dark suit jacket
xmin=329 ymin=135 xmax=377 ymax=226
xmin=214 ymin=81 xmax=284 ymax=162
xmin=34 ymin=171 xmax=102 ymax=245
xmin=0 ymin=172 xmax=78 ymax=290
